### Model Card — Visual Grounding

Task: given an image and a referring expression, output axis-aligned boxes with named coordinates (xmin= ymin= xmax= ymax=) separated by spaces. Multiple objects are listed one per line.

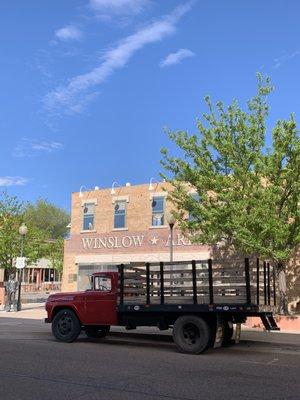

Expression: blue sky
xmin=1 ymin=0 xmax=300 ymax=211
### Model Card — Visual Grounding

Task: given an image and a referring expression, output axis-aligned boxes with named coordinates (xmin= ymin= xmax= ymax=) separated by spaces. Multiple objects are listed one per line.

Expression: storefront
xmin=1 ymin=258 xmax=61 ymax=292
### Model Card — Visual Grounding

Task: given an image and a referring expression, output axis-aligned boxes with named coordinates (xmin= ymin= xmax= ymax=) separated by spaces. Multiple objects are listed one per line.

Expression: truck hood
xmin=46 ymin=292 xmax=84 ymax=302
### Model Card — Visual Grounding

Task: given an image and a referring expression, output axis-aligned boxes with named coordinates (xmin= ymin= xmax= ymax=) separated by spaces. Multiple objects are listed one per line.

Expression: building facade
xmin=63 ymin=182 xmax=210 ymax=292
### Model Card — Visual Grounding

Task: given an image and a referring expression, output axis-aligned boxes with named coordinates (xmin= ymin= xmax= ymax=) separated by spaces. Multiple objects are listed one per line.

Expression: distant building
xmin=0 ymin=258 xmax=61 ymax=306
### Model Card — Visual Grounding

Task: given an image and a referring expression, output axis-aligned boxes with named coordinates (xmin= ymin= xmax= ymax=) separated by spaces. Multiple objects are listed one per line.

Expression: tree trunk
xmin=277 ymin=262 xmax=288 ymax=315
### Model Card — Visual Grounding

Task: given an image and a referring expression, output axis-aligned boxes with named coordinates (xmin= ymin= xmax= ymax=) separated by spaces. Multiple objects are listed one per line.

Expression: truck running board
xmin=260 ymin=314 xmax=280 ymax=331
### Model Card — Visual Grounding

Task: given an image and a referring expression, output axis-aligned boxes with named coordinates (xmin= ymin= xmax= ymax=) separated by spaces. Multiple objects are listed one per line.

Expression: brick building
xmin=62 ymin=182 xmax=210 ymax=292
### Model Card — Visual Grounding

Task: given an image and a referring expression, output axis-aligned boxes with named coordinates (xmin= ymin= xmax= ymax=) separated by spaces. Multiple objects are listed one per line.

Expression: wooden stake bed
xmin=117 ymin=258 xmax=277 ymax=314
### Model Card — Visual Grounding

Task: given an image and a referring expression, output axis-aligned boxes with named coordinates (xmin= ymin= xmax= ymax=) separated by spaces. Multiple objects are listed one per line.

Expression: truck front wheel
xmin=85 ymin=326 xmax=110 ymax=338
xmin=173 ymin=315 xmax=211 ymax=354
xmin=52 ymin=309 xmax=81 ymax=343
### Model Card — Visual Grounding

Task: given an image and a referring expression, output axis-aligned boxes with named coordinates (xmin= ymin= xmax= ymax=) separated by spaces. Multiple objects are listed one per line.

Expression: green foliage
xmin=161 ymin=75 xmax=300 ymax=263
xmin=46 ymin=237 xmax=64 ymax=272
xmin=0 ymin=193 xmax=69 ymax=272
xmin=24 ymin=198 xmax=69 ymax=239
xmin=0 ymin=192 xmax=48 ymax=271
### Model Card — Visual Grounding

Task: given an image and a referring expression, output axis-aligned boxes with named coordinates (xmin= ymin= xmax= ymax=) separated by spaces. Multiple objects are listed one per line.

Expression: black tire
xmin=173 ymin=315 xmax=211 ymax=354
xmin=52 ymin=309 xmax=81 ymax=343
xmin=222 ymin=321 xmax=234 ymax=346
xmin=85 ymin=326 xmax=110 ymax=338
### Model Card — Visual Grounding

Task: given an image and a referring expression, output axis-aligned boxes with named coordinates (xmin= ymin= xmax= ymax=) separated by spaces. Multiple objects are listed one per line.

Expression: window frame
xmin=82 ymin=202 xmax=95 ymax=231
xmin=113 ymin=200 xmax=126 ymax=229
xmin=151 ymin=196 xmax=165 ymax=227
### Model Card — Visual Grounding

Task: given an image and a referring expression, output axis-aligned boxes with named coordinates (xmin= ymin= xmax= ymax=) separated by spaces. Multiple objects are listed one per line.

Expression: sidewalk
xmin=0 ymin=302 xmax=46 ymax=319
xmin=245 ymin=315 xmax=300 ymax=333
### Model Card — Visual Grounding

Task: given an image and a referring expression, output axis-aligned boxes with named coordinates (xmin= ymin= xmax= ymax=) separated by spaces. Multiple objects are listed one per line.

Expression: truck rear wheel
xmin=173 ymin=315 xmax=211 ymax=354
xmin=85 ymin=326 xmax=110 ymax=338
xmin=52 ymin=309 xmax=81 ymax=343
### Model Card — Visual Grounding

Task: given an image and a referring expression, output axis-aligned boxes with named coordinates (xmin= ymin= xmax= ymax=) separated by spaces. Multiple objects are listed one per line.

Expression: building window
xmin=114 ymin=201 xmax=126 ymax=229
xmin=152 ymin=196 xmax=165 ymax=226
xmin=83 ymin=203 xmax=95 ymax=230
xmin=189 ymin=193 xmax=200 ymax=221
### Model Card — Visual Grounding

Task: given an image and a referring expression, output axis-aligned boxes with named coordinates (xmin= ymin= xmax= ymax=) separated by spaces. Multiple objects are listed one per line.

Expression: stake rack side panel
xmin=117 ymin=259 xmax=276 ymax=307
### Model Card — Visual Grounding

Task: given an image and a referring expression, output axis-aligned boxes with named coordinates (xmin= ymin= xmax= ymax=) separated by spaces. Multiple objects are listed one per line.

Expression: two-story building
xmin=62 ymin=182 xmax=210 ymax=292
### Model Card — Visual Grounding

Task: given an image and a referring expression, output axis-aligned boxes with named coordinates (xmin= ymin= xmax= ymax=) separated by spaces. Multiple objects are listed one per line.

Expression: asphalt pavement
xmin=0 ymin=311 xmax=299 ymax=400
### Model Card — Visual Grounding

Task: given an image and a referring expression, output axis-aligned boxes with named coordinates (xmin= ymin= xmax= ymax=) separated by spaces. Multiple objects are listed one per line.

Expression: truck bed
xmin=117 ymin=258 xmax=276 ymax=315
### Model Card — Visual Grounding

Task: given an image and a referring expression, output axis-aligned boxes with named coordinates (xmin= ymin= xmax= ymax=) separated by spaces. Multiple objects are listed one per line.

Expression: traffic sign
xmin=16 ymin=257 xmax=26 ymax=269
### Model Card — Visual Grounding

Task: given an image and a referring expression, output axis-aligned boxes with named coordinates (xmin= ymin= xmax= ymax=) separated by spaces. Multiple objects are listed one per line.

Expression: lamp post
xmin=167 ymin=214 xmax=176 ymax=262
xmin=16 ymin=223 xmax=27 ymax=311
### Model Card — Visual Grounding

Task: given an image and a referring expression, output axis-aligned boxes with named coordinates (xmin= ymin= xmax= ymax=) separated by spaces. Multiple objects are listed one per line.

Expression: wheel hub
xmin=58 ymin=316 xmax=73 ymax=336
xmin=183 ymin=323 xmax=200 ymax=345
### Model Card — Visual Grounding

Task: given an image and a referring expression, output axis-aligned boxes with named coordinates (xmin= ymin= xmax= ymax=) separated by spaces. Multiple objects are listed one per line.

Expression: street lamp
xmin=79 ymin=185 xmax=87 ymax=198
xmin=111 ymin=181 xmax=120 ymax=195
xmin=148 ymin=177 xmax=159 ymax=191
xmin=166 ymin=214 xmax=176 ymax=262
xmin=16 ymin=223 xmax=28 ymax=311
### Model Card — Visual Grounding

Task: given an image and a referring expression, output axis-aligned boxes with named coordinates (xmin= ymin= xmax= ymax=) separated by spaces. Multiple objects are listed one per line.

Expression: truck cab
xmin=46 ymin=272 xmax=119 ymax=342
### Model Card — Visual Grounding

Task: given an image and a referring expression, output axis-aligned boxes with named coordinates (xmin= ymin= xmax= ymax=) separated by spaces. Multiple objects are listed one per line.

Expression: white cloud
xmin=13 ymin=139 xmax=63 ymax=157
xmin=273 ymin=51 xmax=300 ymax=69
xmin=90 ymin=0 xmax=149 ymax=15
xmin=0 ymin=177 xmax=28 ymax=187
xmin=55 ymin=25 xmax=82 ymax=41
xmin=44 ymin=2 xmax=193 ymax=115
xmin=160 ymin=48 xmax=195 ymax=67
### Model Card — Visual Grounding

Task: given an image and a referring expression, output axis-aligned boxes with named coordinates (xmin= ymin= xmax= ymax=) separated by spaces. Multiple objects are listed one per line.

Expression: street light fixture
xmin=148 ymin=177 xmax=159 ymax=191
xmin=79 ymin=186 xmax=87 ymax=198
xmin=16 ymin=223 xmax=27 ymax=311
xmin=166 ymin=214 xmax=176 ymax=262
xmin=111 ymin=181 xmax=120 ymax=195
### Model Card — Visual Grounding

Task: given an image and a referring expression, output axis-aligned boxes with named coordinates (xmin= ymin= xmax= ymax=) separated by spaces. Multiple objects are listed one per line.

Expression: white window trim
xmin=149 ymin=225 xmax=168 ymax=229
xmin=150 ymin=194 xmax=166 ymax=228
xmin=149 ymin=192 xmax=167 ymax=200
xmin=112 ymin=195 xmax=129 ymax=204
xmin=82 ymin=199 xmax=97 ymax=232
xmin=113 ymin=198 xmax=127 ymax=229
xmin=81 ymin=198 xmax=98 ymax=206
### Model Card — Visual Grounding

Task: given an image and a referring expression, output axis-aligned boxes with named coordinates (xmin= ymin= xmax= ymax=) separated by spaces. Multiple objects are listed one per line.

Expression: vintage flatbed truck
xmin=45 ymin=258 xmax=279 ymax=354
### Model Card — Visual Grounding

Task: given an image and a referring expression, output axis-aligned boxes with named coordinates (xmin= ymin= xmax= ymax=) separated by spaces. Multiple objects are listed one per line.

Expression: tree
xmin=23 ymin=199 xmax=69 ymax=275
xmin=161 ymin=75 xmax=300 ymax=314
xmin=46 ymin=237 xmax=64 ymax=273
xmin=24 ymin=199 xmax=70 ymax=239
xmin=0 ymin=192 xmax=48 ymax=273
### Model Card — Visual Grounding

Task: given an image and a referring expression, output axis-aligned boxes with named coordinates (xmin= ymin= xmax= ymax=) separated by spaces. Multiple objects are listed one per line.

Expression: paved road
xmin=0 ymin=317 xmax=299 ymax=400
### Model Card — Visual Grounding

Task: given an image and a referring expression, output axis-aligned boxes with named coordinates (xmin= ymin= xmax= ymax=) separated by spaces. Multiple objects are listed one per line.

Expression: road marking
xmin=240 ymin=359 xmax=296 ymax=368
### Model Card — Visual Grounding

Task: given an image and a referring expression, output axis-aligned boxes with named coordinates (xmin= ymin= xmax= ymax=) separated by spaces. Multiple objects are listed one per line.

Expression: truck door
xmin=84 ymin=274 xmax=118 ymax=325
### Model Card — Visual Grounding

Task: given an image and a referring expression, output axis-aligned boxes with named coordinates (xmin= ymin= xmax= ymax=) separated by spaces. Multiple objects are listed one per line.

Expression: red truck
xmin=45 ymin=259 xmax=279 ymax=354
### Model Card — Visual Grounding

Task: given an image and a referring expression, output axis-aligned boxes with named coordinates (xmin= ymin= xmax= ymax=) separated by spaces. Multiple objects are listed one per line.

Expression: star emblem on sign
xmin=150 ymin=236 xmax=159 ymax=245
